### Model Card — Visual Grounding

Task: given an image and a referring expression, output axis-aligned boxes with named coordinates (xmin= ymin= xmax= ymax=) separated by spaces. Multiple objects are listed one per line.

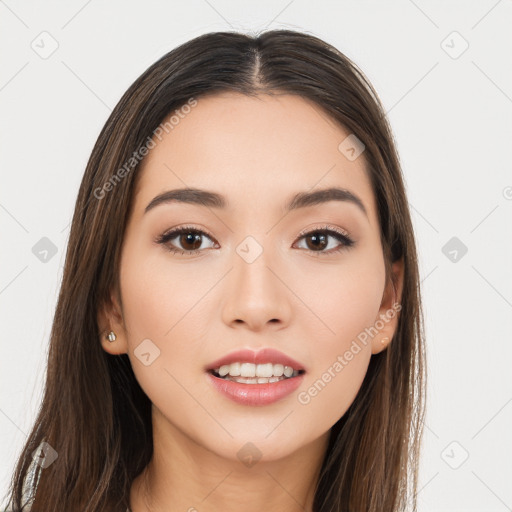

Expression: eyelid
xmin=157 ymin=224 xmax=217 ymax=242
xmin=296 ymin=223 xmax=351 ymax=239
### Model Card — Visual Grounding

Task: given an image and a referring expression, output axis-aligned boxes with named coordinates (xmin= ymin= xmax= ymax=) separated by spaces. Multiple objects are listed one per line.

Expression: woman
xmin=5 ymin=29 xmax=426 ymax=512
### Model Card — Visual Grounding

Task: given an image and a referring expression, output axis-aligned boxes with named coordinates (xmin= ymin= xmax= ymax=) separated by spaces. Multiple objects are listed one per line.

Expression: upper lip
xmin=205 ymin=348 xmax=306 ymax=372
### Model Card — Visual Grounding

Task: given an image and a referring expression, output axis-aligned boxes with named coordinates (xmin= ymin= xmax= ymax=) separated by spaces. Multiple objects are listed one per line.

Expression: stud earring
xmin=106 ymin=331 xmax=117 ymax=342
xmin=380 ymin=337 xmax=390 ymax=345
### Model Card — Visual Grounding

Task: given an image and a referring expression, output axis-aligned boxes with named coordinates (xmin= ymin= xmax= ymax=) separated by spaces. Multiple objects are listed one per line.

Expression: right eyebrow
xmin=144 ymin=188 xmax=226 ymax=214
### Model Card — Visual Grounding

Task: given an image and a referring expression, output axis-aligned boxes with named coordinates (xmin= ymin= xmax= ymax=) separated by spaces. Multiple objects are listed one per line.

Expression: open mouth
xmin=205 ymin=358 xmax=307 ymax=405
xmin=208 ymin=367 xmax=306 ymax=385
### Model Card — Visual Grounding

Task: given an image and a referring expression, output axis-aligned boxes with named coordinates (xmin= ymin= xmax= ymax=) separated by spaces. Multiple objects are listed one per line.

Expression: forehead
xmin=132 ymin=92 xmax=376 ymax=220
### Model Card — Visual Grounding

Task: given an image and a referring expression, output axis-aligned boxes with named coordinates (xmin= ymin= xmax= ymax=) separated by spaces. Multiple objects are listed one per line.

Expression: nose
xmin=221 ymin=245 xmax=292 ymax=332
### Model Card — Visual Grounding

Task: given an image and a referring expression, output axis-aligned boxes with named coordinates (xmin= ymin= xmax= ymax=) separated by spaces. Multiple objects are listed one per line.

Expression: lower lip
xmin=206 ymin=371 xmax=305 ymax=406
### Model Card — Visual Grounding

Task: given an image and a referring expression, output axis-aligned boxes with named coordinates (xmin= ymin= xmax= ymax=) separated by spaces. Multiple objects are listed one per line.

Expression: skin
xmin=99 ymin=91 xmax=403 ymax=512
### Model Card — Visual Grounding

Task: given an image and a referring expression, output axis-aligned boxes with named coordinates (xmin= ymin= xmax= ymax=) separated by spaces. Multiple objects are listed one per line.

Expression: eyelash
xmin=155 ymin=224 xmax=355 ymax=256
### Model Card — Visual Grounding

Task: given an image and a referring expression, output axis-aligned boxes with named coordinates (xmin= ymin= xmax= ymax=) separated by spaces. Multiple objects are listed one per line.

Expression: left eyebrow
xmin=285 ymin=187 xmax=367 ymax=217
xmin=144 ymin=186 xmax=368 ymax=218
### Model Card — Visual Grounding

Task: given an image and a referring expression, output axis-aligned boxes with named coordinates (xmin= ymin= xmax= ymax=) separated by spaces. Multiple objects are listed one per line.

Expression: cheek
xmin=118 ymin=245 xmax=215 ymax=386
xmin=291 ymin=249 xmax=384 ymax=427
xmin=295 ymin=345 xmax=371 ymax=437
xmin=119 ymin=245 xmax=210 ymax=340
xmin=292 ymin=246 xmax=385 ymax=346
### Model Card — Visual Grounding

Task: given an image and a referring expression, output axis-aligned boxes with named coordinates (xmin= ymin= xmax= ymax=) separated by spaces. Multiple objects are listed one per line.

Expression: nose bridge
xmin=221 ymin=234 xmax=291 ymax=329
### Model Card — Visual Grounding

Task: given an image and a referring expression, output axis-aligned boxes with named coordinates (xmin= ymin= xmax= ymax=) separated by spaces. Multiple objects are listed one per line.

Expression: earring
xmin=106 ymin=331 xmax=117 ymax=342
xmin=380 ymin=337 xmax=390 ymax=345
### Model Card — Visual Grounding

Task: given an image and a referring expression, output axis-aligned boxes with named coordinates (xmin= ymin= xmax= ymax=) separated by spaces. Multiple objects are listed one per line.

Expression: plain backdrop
xmin=1 ymin=1 xmax=511 ymax=510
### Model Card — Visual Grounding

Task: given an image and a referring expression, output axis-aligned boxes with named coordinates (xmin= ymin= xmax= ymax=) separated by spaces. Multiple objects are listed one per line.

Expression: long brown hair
xmin=4 ymin=29 xmax=426 ymax=512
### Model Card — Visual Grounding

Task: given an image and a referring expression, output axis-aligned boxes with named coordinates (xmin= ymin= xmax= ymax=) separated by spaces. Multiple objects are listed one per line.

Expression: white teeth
xmin=229 ymin=362 xmax=240 ymax=376
xmin=256 ymin=363 xmax=273 ymax=377
xmin=240 ymin=362 xmax=256 ymax=377
xmin=212 ymin=362 xmax=301 ymax=379
xmin=218 ymin=365 xmax=231 ymax=377
xmin=273 ymin=364 xmax=284 ymax=376
xmin=222 ymin=375 xmax=286 ymax=384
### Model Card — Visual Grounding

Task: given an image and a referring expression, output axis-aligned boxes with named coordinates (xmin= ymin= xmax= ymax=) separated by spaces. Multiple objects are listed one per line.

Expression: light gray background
xmin=1 ymin=1 xmax=511 ymax=510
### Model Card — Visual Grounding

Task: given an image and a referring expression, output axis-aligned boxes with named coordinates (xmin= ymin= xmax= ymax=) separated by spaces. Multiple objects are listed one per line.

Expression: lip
xmin=205 ymin=348 xmax=306 ymax=372
xmin=206 ymin=371 xmax=305 ymax=406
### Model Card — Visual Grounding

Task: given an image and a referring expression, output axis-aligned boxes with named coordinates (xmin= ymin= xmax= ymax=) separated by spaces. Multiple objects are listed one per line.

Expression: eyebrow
xmin=144 ymin=186 xmax=368 ymax=217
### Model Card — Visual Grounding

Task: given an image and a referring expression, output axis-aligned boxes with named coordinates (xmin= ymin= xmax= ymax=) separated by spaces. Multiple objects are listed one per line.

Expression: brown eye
xmin=177 ymin=232 xmax=202 ymax=251
xmin=156 ymin=226 xmax=217 ymax=255
xmin=303 ymin=232 xmax=329 ymax=251
xmin=295 ymin=227 xmax=355 ymax=255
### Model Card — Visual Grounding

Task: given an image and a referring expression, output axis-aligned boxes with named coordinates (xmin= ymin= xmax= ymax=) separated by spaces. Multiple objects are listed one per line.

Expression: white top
xmin=21 ymin=459 xmax=131 ymax=511
xmin=20 ymin=455 xmax=41 ymax=511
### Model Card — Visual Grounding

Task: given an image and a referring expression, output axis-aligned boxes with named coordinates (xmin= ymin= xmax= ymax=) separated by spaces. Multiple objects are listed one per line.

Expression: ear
xmin=97 ymin=288 xmax=129 ymax=355
xmin=371 ymin=258 xmax=404 ymax=355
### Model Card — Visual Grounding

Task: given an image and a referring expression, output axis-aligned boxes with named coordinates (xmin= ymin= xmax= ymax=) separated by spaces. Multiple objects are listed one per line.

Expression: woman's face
xmin=101 ymin=92 xmax=401 ymax=462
